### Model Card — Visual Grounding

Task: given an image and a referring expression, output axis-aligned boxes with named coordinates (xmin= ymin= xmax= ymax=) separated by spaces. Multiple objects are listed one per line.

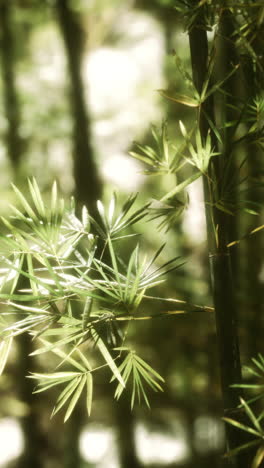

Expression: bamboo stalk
xmin=188 ymin=4 xmax=249 ymax=466
xmin=241 ymin=9 xmax=264 ymax=360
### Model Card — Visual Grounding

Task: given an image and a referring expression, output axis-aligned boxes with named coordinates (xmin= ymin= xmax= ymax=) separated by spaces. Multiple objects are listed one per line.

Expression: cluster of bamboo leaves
xmin=0 ymin=179 xmax=193 ymax=420
xmin=223 ymin=354 xmax=264 ymax=468
xmin=130 ymin=120 xmax=218 ymax=231
xmin=131 ymin=92 xmax=264 ymax=229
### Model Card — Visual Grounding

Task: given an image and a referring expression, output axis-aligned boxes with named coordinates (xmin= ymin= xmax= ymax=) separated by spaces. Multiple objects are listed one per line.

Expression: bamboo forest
xmin=0 ymin=1 xmax=263 ymax=467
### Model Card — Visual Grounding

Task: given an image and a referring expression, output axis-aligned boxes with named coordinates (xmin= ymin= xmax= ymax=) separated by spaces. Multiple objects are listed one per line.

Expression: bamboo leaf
xmin=160 ymin=172 xmax=201 ymax=202
xmin=92 ymin=329 xmax=125 ymax=388
xmin=64 ymin=374 xmax=86 ymax=422
xmin=33 ymin=379 xmax=69 ymax=394
xmin=75 ymin=348 xmax=92 ymax=371
xmin=158 ymin=90 xmax=199 ymax=107
xmin=51 ymin=180 xmax=58 ymax=217
xmin=240 ymin=398 xmax=262 ymax=432
xmin=134 ymin=355 xmax=165 ymax=383
xmin=86 ymin=372 xmax=93 ymax=416
xmin=107 ymin=237 xmax=123 ymax=297
xmin=252 ymin=445 xmax=264 ymax=468
xmin=223 ymin=417 xmax=261 ymax=437
xmin=8 ymin=302 xmax=50 ymax=315
xmin=52 ymin=376 xmax=81 ymax=417
xmin=203 ymin=64 xmax=239 ymax=101
xmin=27 ymin=253 xmax=38 ymax=297
xmin=0 ymin=336 xmax=13 ymax=375
xmin=81 ymin=205 xmax=89 ymax=229
xmin=97 ymin=200 xmax=108 ymax=230
xmin=108 ymin=194 xmax=116 ymax=225
xmin=11 ymin=183 xmax=37 ymax=221
xmin=30 ymin=372 xmax=80 ymax=380
xmin=28 ymin=178 xmax=46 ymax=218
xmin=224 ymin=439 xmax=260 ymax=458
xmin=31 ymin=336 xmax=87 ymax=373
xmin=252 ymin=357 xmax=264 ymax=373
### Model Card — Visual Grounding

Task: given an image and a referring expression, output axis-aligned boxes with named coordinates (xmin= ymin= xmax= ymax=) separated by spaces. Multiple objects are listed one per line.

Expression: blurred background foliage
xmin=0 ymin=0 xmax=263 ymax=467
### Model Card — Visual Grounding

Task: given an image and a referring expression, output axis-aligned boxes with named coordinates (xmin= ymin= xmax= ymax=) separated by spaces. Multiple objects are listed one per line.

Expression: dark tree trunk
xmin=61 ymin=405 xmax=86 ymax=468
xmin=0 ymin=0 xmax=23 ymax=168
xmin=114 ymin=396 xmax=142 ymax=468
xmin=55 ymin=0 xmax=101 ymax=217
xmin=16 ymin=335 xmax=46 ymax=468
xmin=54 ymin=2 xmax=103 ymax=465
xmin=0 ymin=3 xmax=45 ymax=467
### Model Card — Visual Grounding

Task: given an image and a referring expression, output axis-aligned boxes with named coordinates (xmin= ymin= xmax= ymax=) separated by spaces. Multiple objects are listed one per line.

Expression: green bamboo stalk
xmin=241 ymin=10 xmax=264 ymax=360
xmin=214 ymin=7 xmax=240 ymax=283
xmin=188 ymin=4 xmax=249 ymax=465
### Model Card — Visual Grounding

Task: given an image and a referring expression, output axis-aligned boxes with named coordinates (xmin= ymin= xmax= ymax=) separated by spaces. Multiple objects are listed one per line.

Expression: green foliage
xmin=130 ymin=118 xmax=219 ymax=228
xmin=112 ymin=348 xmax=164 ymax=409
xmin=29 ymin=341 xmax=94 ymax=422
xmin=223 ymin=354 xmax=264 ymax=467
xmin=179 ymin=121 xmax=218 ymax=173
xmin=130 ymin=122 xmax=186 ymax=176
xmin=244 ymin=95 xmax=264 ymax=145
xmin=233 ymin=354 xmax=264 ymax=409
xmin=173 ymin=0 xmax=215 ymax=31
xmin=91 ymin=193 xmax=150 ymax=240
xmin=0 ymin=179 xmax=197 ymax=420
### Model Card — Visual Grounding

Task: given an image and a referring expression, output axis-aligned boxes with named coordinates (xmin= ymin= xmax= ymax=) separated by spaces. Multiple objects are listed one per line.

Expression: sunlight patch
xmin=0 ymin=418 xmax=24 ymax=466
xmin=135 ymin=423 xmax=189 ymax=465
xmin=79 ymin=425 xmax=119 ymax=467
xmin=101 ymin=153 xmax=144 ymax=191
